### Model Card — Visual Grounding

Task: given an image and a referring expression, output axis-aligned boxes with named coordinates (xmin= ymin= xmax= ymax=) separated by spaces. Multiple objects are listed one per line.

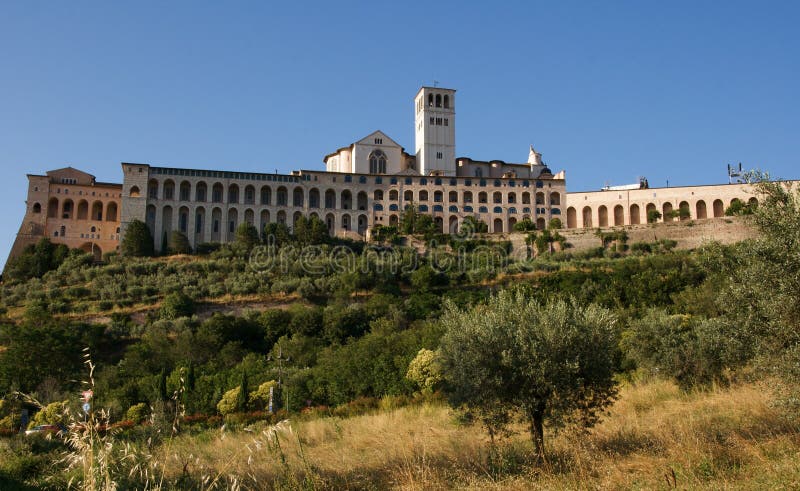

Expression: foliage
xmin=405 ymin=348 xmax=443 ymax=393
xmin=4 ymin=238 xmax=70 ymax=282
xmin=647 ymin=209 xmax=662 ymax=223
xmin=461 ymin=216 xmax=488 ymax=235
xmin=235 ymin=222 xmax=260 ymax=253
xmin=159 ymin=291 xmax=195 ymax=320
xmin=216 ymin=386 xmax=242 ymax=415
xmin=120 ymin=219 xmax=154 ymax=257
xmin=125 ymin=402 xmax=149 ymax=423
xmin=513 ymin=218 xmax=536 ymax=232
xmin=29 ymin=400 xmax=68 ymax=428
xmin=438 ymin=291 xmax=619 ymax=456
xmin=168 ymin=231 xmax=191 ymax=255
xmin=623 ymin=310 xmax=745 ymax=389
xmin=725 ymin=197 xmax=755 ymax=216
xmin=249 ymin=380 xmax=279 ymax=410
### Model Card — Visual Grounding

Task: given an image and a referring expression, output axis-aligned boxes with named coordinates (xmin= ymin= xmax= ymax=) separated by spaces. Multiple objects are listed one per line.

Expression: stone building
xmin=8 ymin=167 xmax=122 ymax=261
xmin=3 ymin=86 xmax=787 ymax=267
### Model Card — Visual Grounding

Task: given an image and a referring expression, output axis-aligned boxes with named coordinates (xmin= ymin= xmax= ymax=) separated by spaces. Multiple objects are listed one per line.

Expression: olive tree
xmin=438 ymin=291 xmax=619 ymax=458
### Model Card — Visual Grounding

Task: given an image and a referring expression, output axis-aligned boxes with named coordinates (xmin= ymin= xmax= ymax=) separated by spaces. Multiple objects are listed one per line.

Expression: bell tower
xmin=414 ymin=86 xmax=456 ymax=176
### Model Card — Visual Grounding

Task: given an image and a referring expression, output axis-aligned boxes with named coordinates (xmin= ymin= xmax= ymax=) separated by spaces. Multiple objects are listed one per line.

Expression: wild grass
xmin=143 ymin=379 xmax=800 ymax=490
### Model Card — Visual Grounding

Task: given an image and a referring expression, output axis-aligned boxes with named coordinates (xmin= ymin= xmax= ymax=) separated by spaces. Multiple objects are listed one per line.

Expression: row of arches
xmin=145 ymin=204 xmax=373 ymax=249
xmin=41 ymin=198 xmax=118 ymax=222
xmin=565 ymin=197 xmax=758 ymax=228
xmin=377 ymin=189 xmax=560 ymax=206
xmin=382 ymin=214 xmax=542 ymax=235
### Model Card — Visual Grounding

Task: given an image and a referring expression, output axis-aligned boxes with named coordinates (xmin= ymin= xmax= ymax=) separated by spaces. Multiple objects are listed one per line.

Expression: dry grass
xmin=154 ymin=380 xmax=800 ymax=490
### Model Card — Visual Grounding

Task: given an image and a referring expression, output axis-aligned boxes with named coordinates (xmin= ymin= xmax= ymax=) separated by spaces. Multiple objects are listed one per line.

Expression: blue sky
xmin=1 ymin=1 xmax=798 ymax=262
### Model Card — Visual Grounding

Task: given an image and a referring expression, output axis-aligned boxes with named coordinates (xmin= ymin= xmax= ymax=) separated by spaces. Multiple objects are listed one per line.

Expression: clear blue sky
xmin=2 ymin=1 xmax=798 ymax=262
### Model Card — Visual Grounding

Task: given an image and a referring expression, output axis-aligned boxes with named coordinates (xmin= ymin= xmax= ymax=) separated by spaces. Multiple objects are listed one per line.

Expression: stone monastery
xmin=7 ymin=86 xmax=767 ymax=263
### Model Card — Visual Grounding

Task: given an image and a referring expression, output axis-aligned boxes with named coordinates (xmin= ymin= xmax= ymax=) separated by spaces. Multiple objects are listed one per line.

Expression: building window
xmin=374 ymin=138 xmax=383 ymax=144
xmin=429 ymin=117 xmax=434 ymax=125
xmin=435 ymin=117 xmax=442 ymax=125
xmin=444 ymin=118 xmax=449 ymax=126
xmin=369 ymin=150 xmax=387 ymax=174
xmin=436 ymin=152 xmax=443 ymax=159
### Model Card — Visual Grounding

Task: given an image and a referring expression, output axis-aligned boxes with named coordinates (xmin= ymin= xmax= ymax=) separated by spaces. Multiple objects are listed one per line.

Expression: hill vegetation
xmin=0 ymin=179 xmax=798 ymax=489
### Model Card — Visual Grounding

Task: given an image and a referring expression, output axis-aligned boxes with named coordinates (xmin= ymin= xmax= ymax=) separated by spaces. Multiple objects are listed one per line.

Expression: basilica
xmin=7 ymin=86 xmax=763 ymax=263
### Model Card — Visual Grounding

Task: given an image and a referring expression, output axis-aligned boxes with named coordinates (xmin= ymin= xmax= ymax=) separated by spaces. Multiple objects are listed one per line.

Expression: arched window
xmin=428 ymin=94 xmax=433 ymax=106
xmin=444 ymin=95 xmax=450 ymax=108
xmin=369 ymin=150 xmax=387 ymax=174
xmin=32 ymin=202 xmax=41 ymax=213
xmin=435 ymin=94 xmax=442 ymax=107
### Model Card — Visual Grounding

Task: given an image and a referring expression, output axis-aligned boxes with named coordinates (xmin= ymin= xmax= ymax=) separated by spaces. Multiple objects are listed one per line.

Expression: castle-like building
xmin=6 ymin=86 xmax=767 ymax=264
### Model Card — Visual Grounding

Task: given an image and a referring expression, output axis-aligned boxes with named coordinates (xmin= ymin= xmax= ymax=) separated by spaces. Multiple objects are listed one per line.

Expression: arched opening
xmin=493 ymin=218 xmax=503 ymax=233
xmin=449 ymin=191 xmax=458 ymax=202
xmin=77 ymin=200 xmax=89 ymax=220
xmin=244 ymin=185 xmax=256 ymax=205
xmin=567 ymin=207 xmax=577 ymax=228
xmin=464 ymin=191 xmax=473 ymax=203
xmin=148 ymin=179 xmax=159 ymax=199
xmin=32 ymin=202 xmax=42 ymax=214
xmin=613 ymin=205 xmax=624 ymax=226
xmin=748 ymin=197 xmax=758 ymax=208
xmin=325 ymin=189 xmax=336 ymax=209
xmin=508 ymin=192 xmax=516 ymax=204
xmin=277 ymin=210 xmax=287 ymax=225
xmin=357 ymin=191 xmax=368 ymax=210
xmin=435 ymin=94 xmax=442 ymax=107
xmin=389 ymin=214 xmax=399 ymax=226
xmin=180 ymin=181 xmax=191 ymax=201
xmin=427 ymin=94 xmax=433 ymax=107
xmin=309 ymin=188 xmax=320 ymax=208
xmin=59 ymin=199 xmax=73 ymax=219
xmin=260 ymin=186 xmax=272 ymax=205
xmin=341 ymin=190 xmax=352 ymax=210
xmin=129 ymin=186 xmax=140 ymax=198
xmin=536 ymin=192 xmax=545 ymax=205
xmin=522 ymin=192 xmax=531 ymax=204
xmin=679 ymin=201 xmax=690 ymax=221
xmin=493 ymin=192 xmax=502 ymax=204
xmin=196 ymin=182 xmax=207 ymax=202
xmin=341 ymin=213 xmax=351 ymax=231
xmin=449 ymin=216 xmax=459 ymax=234
xmin=293 ymin=187 xmax=304 ymax=207
xmin=536 ymin=217 xmax=546 ymax=230
xmin=146 ymin=205 xmax=157 ymax=237
xmin=358 ymin=214 xmax=368 ymax=235
xmin=212 ymin=183 xmax=224 ymax=203
xmin=389 ymin=189 xmax=399 ymax=201
xmin=434 ymin=216 xmax=444 ymax=233
xmin=260 ymin=210 xmax=270 ymax=236
xmin=549 ymin=192 xmax=561 ymax=206
xmin=646 ymin=203 xmax=657 ymax=222
xmin=478 ymin=192 xmax=487 ymax=203
xmin=509 ymin=216 xmax=518 ymax=231
xmin=178 ymin=206 xmax=190 ymax=234
xmin=195 ymin=207 xmax=206 ymax=242
xmin=374 ymin=189 xmax=384 ymax=201
xmin=79 ymin=242 xmax=103 ymax=262
xmin=106 ymin=202 xmax=118 ymax=222
xmin=227 ymin=208 xmax=238 ymax=241
xmin=443 ymin=94 xmax=450 ymax=108
xmin=630 ymin=204 xmax=640 ymax=225
xmin=276 ymin=186 xmax=288 ymax=206
xmin=163 ymin=180 xmax=175 ymax=200
xmin=404 ymin=190 xmax=413 ymax=202
xmin=419 ymin=190 xmax=428 ymax=201
xmin=598 ymin=206 xmax=608 ymax=227
xmin=696 ymin=200 xmax=707 ymax=219
xmin=211 ymin=207 xmax=222 ymax=242
xmin=228 ymin=184 xmax=239 ymax=204
xmin=325 ymin=213 xmax=335 ymax=235
xmin=713 ymin=199 xmax=724 ymax=217
xmin=434 ymin=191 xmax=443 ymax=203
xmin=245 ymin=208 xmax=255 ymax=226
xmin=161 ymin=206 xmax=173 ymax=247
xmin=292 ymin=211 xmax=302 ymax=230
xmin=91 ymin=201 xmax=103 ymax=221
xmin=582 ymin=206 xmax=592 ymax=228
xmin=663 ymin=202 xmax=674 ymax=222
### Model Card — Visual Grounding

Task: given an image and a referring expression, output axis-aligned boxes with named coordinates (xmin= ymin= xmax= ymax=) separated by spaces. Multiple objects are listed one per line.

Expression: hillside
xmin=1 ymin=181 xmax=799 ymax=489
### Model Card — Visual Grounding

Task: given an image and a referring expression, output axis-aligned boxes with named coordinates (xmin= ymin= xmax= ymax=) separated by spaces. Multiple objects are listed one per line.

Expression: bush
xmin=217 ymin=386 xmax=241 ymax=415
xmin=160 ymin=292 xmax=195 ymax=319
xmin=125 ymin=402 xmax=149 ymax=423
xmin=121 ymin=219 xmax=155 ymax=257
xmin=169 ymin=231 xmax=192 ymax=255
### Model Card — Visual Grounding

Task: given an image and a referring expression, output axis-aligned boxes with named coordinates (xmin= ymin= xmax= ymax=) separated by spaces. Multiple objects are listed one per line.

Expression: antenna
xmin=433 ymin=80 xmax=439 ymax=88
xmin=728 ymin=162 xmax=743 ymax=184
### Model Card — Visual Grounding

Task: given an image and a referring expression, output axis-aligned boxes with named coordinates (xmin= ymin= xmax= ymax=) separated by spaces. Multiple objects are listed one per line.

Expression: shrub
xmin=160 ymin=291 xmax=195 ymax=319
xmin=121 ymin=219 xmax=155 ymax=257
xmin=125 ymin=403 xmax=149 ymax=423
xmin=217 ymin=386 xmax=241 ymax=415
xmin=169 ymin=231 xmax=192 ymax=255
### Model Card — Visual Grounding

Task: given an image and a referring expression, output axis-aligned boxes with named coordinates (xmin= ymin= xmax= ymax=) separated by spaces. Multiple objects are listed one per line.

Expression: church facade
xmin=5 ymin=86 xmax=770 ymax=265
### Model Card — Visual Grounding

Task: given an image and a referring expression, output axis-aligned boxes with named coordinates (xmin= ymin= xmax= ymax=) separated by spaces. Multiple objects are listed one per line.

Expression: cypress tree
xmin=120 ymin=219 xmax=155 ymax=257
xmin=236 ymin=371 xmax=248 ymax=412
